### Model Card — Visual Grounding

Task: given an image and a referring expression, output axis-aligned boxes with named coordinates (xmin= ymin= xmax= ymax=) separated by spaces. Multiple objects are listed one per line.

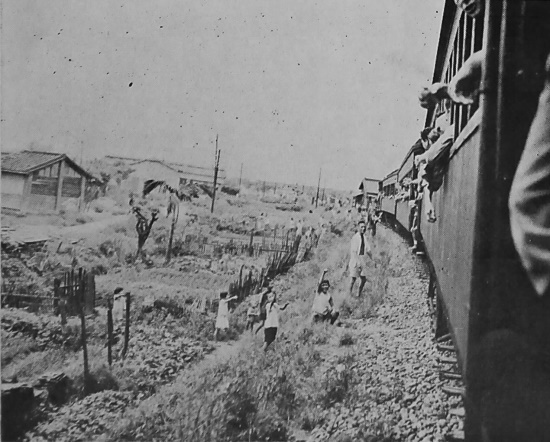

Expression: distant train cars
xmin=377 ymin=1 xmax=550 ymax=440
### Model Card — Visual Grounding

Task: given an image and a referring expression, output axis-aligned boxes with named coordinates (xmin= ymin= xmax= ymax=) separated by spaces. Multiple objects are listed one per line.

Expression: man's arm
xmin=419 ymin=50 xmax=484 ymax=108
xmin=509 ymin=63 xmax=550 ymax=297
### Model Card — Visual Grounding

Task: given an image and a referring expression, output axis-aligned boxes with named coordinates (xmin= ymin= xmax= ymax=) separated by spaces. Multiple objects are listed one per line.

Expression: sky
xmin=1 ymin=0 xmax=443 ymax=191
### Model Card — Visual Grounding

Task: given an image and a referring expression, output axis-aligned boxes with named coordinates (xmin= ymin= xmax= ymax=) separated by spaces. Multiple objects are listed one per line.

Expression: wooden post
xmin=107 ymin=296 xmax=113 ymax=367
xmin=315 ymin=168 xmax=322 ymax=209
xmin=55 ymin=161 xmax=65 ymax=212
xmin=55 ymin=278 xmax=66 ymax=326
xmin=238 ymin=163 xmax=243 ymax=191
xmin=77 ymin=268 xmax=90 ymax=390
xmin=165 ymin=203 xmax=177 ymax=264
xmin=78 ymin=176 xmax=86 ymax=212
xmin=249 ymin=230 xmax=254 ymax=257
xmin=211 ymin=135 xmax=220 ymax=214
xmin=122 ymin=292 xmax=131 ymax=359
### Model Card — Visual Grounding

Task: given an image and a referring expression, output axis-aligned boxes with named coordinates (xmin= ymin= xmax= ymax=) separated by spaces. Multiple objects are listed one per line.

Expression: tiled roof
xmin=1 ymin=151 xmax=96 ymax=179
xmin=2 ymin=151 xmax=64 ymax=174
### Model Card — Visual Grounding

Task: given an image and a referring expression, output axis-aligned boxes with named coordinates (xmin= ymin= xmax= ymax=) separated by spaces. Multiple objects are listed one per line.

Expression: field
xmin=1 ymin=176 xmax=354 ymax=440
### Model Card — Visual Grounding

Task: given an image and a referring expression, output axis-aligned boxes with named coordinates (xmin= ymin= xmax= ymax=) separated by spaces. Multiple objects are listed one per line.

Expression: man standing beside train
xmin=349 ymin=220 xmax=372 ymax=297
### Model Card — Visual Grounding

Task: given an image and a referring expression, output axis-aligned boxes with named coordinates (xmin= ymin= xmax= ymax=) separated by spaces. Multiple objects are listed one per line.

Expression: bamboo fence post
xmin=122 ymin=292 xmax=131 ymax=359
xmin=77 ymin=268 xmax=90 ymax=391
xmin=55 ymin=278 xmax=67 ymax=326
xmin=107 ymin=296 xmax=113 ymax=367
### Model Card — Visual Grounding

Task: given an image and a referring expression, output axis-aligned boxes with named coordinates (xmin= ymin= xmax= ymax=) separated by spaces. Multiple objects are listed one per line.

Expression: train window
xmin=432 ymin=11 xmax=484 ymax=137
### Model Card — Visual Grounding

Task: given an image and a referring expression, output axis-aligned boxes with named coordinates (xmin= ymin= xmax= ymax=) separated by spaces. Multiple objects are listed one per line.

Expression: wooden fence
xmin=181 ymin=228 xmax=316 ymax=259
xmin=54 ymin=268 xmax=96 ymax=317
xmin=1 ymin=268 xmax=96 ymax=315
xmin=202 ymin=231 xmax=317 ymax=312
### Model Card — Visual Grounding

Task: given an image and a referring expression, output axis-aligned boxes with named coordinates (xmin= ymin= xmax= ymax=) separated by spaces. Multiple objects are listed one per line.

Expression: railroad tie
xmin=436 ymin=333 xmax=452 ymax=343
xmin=437 ymin=356 xmax=458 ymax=365
xmin=449 ymin=408 xmax=465 ymax=418
xmin=445 ymin=430 xmax=465 ymax=442
xmin=439 ymin=370 xmax=462 ymax=381
xmin=441 ymin=385 xmax=465 ymax=397
xmin=437 ymin=344 xmax=456 ymax=352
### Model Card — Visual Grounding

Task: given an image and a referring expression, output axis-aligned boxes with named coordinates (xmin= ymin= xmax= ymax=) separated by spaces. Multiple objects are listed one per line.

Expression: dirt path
xmin=3 ymin=214 xmax=129 ymax=244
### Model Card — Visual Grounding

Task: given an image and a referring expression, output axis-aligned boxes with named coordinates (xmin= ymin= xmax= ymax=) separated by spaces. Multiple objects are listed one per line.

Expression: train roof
xmin=381 ymin=169 xmax=398 ymax=184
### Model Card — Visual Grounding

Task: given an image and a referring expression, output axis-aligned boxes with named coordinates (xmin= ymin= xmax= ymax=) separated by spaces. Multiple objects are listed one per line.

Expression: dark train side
xmin=377 ymin=1 xmax=550 ymax=440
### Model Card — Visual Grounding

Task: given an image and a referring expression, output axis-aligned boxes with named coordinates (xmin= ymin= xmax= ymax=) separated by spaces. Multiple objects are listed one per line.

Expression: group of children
xmin=214 ymin=271 xmax=339 ymax=351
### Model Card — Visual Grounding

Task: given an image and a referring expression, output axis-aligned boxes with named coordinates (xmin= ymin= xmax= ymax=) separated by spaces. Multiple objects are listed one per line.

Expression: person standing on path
xmin=262 ymin=291 xmax=289 ymax=351
xmin=214 ymin=292 xmax=237 ymax=341
xmin=349 ymin=220 xmax=373 ymax=297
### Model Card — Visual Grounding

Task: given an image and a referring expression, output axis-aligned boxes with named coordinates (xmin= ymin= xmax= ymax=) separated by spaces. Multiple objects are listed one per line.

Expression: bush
xmin=339 ymin=332 xmax=354 ymax=346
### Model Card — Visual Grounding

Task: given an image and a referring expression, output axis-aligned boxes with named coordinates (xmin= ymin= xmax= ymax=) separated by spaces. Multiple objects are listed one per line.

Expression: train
xmin=376 ymin=1 xmax=550 ymax=440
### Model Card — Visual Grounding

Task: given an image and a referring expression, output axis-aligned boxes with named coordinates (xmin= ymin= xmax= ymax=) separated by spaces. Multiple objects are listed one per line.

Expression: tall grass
xmin=108 ymin=222 xmax=393 ymax=441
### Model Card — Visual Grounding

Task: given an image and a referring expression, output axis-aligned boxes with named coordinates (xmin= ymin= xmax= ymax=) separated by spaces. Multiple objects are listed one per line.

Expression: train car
xmin=394 ymin=141 xmax=422 ymax=234
xmin=379 ymin=1 xmax=550 ymax=439
xmin=379 ymin=169 xmax=398 ymax=217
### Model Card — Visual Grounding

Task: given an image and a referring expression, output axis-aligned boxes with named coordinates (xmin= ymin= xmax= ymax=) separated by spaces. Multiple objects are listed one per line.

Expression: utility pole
xmin=238 ymin=162 xmax=243 ymax=191
xmin=315 ymin=168 xmax=322 ymax=208
xmin=211 ymin=135 xmax=221 ymax=213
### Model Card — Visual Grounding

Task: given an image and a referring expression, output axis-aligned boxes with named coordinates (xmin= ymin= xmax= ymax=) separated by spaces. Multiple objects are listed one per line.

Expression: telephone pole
xmin=210 ymin=135 xmax=221 ymax=213
xmin=315 ymin=168 xmax=322 ymax=208
xmin=238 ymin=162 xmax=243 ymax=190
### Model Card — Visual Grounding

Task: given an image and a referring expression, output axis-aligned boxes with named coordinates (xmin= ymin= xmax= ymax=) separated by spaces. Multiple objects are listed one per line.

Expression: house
xmin=126 ymin=159 xmax=182 ymax=192
xmin=125 ymin=158 xmax=226 ymax=193
xmin=168 ymin=161 xmax=226 ymax=186
xmin=354 ymin=177 xmax=380 ymax=207
xmin=1 ymin=151 xmax=97 ymax=212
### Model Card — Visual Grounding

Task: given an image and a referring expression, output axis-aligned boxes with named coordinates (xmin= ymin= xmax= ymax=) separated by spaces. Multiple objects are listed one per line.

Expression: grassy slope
xmin=106 ymin=220 xmax=392 ymax=441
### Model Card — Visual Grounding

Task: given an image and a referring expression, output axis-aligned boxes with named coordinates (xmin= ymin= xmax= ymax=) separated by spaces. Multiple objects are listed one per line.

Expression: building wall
xmin=1 ymin=173 xmax=26 ymax=209
xmin=2 ymin=160 xmax=86 ymax=212
xmin=128 ymin=161 xmax=181 ymax=191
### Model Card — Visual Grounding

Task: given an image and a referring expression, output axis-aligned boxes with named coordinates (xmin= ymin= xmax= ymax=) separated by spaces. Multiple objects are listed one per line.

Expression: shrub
xmin=339 ymin=332 xmax=354 ymax=346
xmin=75 ymin=216 xmax=89 ymax=224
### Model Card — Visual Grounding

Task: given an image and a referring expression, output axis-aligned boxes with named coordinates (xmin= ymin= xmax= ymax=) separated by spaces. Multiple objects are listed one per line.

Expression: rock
xmin=2 ymin=383 xmax=35 ymax=440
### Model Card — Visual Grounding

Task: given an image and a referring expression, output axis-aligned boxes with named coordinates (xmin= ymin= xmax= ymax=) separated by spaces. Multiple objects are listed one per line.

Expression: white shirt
xmin=349 ymin=231 xmax=371 ymax=267
xmin=312 ymin=292 xmax=334 ymax=315
xmin=264 ymin=302 xmax=280 ymax=328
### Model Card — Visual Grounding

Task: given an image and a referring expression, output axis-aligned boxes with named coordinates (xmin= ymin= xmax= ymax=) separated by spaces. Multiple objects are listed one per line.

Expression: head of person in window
xmin=454 ymin=0 xmax=484 ymax=18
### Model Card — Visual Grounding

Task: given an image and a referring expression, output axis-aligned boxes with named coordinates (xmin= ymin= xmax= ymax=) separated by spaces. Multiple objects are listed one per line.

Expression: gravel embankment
xmin=308 ymin=229 xmax=464 ymax=442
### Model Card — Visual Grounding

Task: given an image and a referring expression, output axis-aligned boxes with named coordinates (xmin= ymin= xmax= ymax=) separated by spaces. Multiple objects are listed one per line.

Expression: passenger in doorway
xmin=349 ymin=220 xmax=372 ymax=297
xmin=509 ymin=53 xmax=550 ymax=297
xmin=312 ymin=279 xmax=340 ymax=325
xmin=415 ymin=113 xmax=455 ymax=223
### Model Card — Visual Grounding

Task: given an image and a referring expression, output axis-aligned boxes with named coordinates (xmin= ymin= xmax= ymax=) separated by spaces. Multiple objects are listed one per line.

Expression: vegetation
xmin=108 ymin=222 xmax=393 ymax=441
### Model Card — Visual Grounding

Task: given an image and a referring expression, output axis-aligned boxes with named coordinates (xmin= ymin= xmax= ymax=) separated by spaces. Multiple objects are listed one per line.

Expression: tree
xmin=132 ymin=206 xmax=160 ymax=260
xmin=141 ymin=180 xmax=200 ymax=264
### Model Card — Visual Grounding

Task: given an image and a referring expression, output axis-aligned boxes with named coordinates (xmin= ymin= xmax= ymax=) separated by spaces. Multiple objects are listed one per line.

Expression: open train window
xmin=432 ymin=10 xmax=484 ymax=137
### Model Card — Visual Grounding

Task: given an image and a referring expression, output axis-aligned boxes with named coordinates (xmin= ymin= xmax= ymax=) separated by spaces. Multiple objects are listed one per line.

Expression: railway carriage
xmin=379 ymin=169 xmax=398 ymax=218
xmin=378 ymin=1 xmax=550 ymax=439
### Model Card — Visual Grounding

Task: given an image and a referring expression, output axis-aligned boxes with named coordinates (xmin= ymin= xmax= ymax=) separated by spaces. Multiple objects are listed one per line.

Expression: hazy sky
xmin=1 ymin=0 xmax=443 ymax=190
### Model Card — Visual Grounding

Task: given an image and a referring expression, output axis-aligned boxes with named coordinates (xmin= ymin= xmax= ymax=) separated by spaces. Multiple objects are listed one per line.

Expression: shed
xmin=1 ymin=151 xmax=96 ymax=212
